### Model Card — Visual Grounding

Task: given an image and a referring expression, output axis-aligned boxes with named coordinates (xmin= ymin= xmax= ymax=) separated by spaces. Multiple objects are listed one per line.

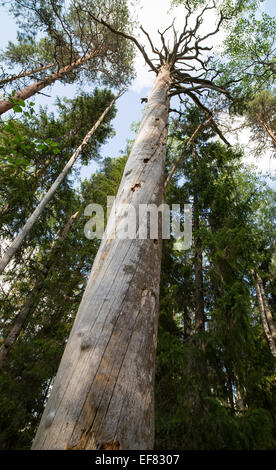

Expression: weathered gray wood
xmin=32 ymin=64 xmax=172 ymax=450
xmin=0 ymin=91 xmax=122 ymax=275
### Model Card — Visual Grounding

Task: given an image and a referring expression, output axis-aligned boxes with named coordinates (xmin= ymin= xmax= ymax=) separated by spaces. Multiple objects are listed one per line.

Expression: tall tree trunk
xmin=0 ymin=90 xmax=122 ymax=275
xmin=0 ymin=63 xmax=55 ymax=88
xmin=255 ymin=271 xmax=276 ymax=358
xmin=193 ymin=144 xmax=205 ymax=332
xmin=0 ymin=50 xmax=103 ymax=115
xmin=0 ymin=211 xmax=79 ymax=369
xmin=32 ymin=64 xmax=171 ymax=450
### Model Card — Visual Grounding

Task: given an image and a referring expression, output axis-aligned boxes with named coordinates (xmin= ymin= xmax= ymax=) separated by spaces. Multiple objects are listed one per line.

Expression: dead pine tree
xmin=32 ymin=3 xmax=233 ymax=450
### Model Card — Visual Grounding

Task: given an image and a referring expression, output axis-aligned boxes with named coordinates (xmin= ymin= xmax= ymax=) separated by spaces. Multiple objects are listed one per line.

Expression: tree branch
xmin=86 ymin=12 xmax=158 ymax=73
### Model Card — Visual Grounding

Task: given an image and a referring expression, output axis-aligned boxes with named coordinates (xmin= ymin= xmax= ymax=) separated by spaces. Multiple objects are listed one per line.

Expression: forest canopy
xmin=0 ymin=0 xmax=275 ymax=451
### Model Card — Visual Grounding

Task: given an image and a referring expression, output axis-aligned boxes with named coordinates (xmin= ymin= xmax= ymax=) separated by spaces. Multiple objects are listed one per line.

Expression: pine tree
xmin=0 ymin=88 xmax=122 ymax=273
xmin=0 ymin=0 xmax=134 ymax=114
xmin=155 ymin=107 xmax=276 ymax=449
xmin=0 ymin=155 xmax=127 ymax=449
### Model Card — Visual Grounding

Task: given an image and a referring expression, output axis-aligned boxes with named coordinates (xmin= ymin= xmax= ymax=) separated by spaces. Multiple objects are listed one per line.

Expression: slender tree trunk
xmin=0 ymin=63 xmax=55 ymax=87
xmin=32 ymin=64 xmax=172 ymax=450
xmin=0 ymin=90 xmax=122 ymax=274
xmin=0 ymin=202 xmax=11 ymax=217
xmin=183 ymin=305 xmax=192 ymax=338
xmin=193 ymin=144 xmax=205 ymax=332
xmin=33 ymin=124 xmax=82 ymax=179
xmin=0 ymin=126 xmax=82 ymax=222
xmin=255 ymin=271 xmax=276 ymax=358
xmin=0 ymin=211 xmax=79 ymax=369
xmin=1 ymin=159 xmax=52 ymax=222
xmin=258 ymin=273 xmax=276 ymax=341
xmin=0 ymin=50 xmax=103 ymax=115
xmin=255 ymin=113 xmax=276 ymax=146
xmin=0 ymin=277 xmax=43 ymax=368
xmin=225 ymin=365 xmax=235 ymax=415
xmin=235 ymin=377 xmax=246 ymax=412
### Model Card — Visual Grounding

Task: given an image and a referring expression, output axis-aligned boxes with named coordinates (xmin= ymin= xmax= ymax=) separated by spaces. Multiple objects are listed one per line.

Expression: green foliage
xmin=244 ymin=89 xmax=276 ymax=149
xmin=0 ymin=0 xmax=275 ymax=450
xmin=1 ymin=0 xmax=135 ymax=91
xmin=155 ymin=106 xmax=276 ymax=450
xmin=170 ymin=0 xmax=262 ymax=15
xmin=0 ymin=35 xmax=56 ymax=75
xmin=0 ymin=87 xmax=117 ymax=248
xmin=0 ymin=98 xmax=60 ymax=168
xmin=218 ymin=11 xmax=275 ymax=97
xmin=0 ymin=154 xmax=127 ymax=449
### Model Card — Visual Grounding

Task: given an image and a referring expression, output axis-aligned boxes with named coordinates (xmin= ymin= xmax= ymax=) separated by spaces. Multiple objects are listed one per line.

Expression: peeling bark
xmin=32 ymin=64 xmax=172 ymax=450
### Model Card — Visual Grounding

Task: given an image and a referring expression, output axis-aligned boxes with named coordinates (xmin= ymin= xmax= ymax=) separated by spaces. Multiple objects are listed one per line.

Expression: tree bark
xmin=255 ymin=271 xmax=276 ymax=359
xmin=0 ymin=63 xmax=55 ymax=88
xmin=193 ymin=144 xmax=205 ymax=332
xmin=0 ymin=211 xmax=79 ymax=369
xmin=32 ymin=64 xmax=171 ymax=450
xmin=255 ymin=271 xmax=276 ymax=357
xmin=0 ymin=50 xmax=103 ymax=115
xmin=0 ymin=90 xmax=121 ymax=274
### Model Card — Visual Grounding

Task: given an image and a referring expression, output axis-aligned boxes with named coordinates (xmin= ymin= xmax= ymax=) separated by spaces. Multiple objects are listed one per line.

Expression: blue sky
xmin=0 ymin=0 xmax=275 ymax=185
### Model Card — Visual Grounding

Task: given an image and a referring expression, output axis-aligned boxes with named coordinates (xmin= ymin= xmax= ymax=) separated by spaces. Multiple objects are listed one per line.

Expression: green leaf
xmin=13 ymin=105 xmax=22 ymax=113
xmin=17 ymin=99 xmax=25 ymax=107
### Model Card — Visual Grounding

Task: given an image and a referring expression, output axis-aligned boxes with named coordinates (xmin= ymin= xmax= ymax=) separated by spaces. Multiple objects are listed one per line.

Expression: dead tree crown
xmin=86 ymin=1 xmax=232 ymax=145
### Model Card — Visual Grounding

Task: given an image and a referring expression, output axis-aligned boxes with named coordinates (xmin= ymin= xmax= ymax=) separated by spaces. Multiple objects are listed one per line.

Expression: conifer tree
xmin=0 ymin=0 xmax=134 ymax=114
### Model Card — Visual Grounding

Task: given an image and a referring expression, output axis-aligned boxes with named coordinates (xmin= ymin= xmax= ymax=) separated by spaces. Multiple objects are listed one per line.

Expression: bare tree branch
xmin=86 ymin=12 xmax=158 ymax=73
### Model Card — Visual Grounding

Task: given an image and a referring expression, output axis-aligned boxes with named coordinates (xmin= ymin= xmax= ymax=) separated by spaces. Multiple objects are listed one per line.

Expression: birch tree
xmin=32 ymin=3 xmax=237 ymax=450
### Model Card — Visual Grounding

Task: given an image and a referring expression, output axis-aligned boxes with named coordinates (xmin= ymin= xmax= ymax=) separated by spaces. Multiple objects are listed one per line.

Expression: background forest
xmin=0 ymin=0 xmax=275 ymax=450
